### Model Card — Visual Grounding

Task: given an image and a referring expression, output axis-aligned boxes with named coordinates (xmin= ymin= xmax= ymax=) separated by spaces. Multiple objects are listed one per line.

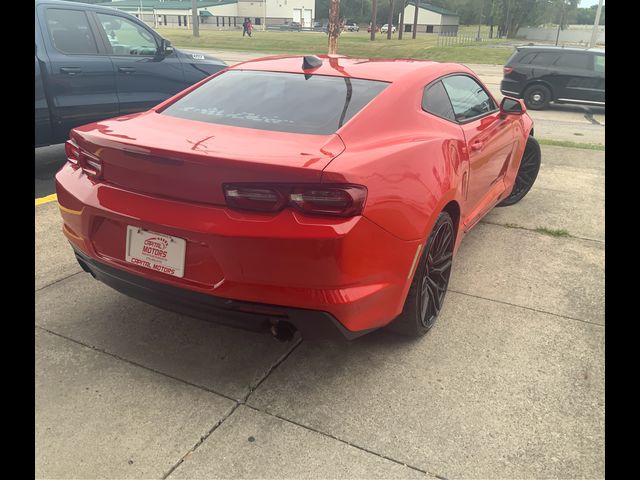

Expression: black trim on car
xmin=72 ymin=247 xmax=373 ymax=341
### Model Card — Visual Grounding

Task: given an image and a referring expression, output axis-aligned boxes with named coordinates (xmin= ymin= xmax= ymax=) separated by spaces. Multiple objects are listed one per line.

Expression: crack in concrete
xmin=161 ymin=402 xmax=241 ymax=480
xmin=35 ymin=270 xmax=82 ymax=292
xmin=243 ymin=404 xmax=438 ymax=478
xmin=448 ymin=289 xmax=604 ymax=327
xmin=479 ymin=220 xmax=604 ymax=244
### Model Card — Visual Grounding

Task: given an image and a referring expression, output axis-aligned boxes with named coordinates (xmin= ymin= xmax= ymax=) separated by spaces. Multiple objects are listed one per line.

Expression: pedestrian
xmin=242 ymin=18 xmax=248 ymax=37
xmin=247 ymin=19 xmax=253 ymax=37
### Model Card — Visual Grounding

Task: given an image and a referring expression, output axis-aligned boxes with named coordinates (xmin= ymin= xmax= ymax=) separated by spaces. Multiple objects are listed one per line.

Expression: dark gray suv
xmin=500 ymin=46 xmax=604 ymax=110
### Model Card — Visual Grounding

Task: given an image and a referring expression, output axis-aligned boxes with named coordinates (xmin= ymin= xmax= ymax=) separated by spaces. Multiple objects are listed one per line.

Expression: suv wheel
xmin=523 ymin=84 xmax=551 ymax=110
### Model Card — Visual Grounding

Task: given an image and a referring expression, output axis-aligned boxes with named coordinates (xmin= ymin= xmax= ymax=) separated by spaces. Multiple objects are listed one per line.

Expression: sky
xmin=579 ymin=0 xmax=605 ymax=8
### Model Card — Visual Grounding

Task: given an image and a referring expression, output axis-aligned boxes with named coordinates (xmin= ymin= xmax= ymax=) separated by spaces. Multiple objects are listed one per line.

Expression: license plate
xmin=125 ymin=226 xmax=186 ymax=278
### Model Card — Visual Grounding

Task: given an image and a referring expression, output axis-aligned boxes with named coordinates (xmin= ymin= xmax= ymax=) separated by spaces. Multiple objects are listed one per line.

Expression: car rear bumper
xmin=55 ymin=163 xmax=422 ymax=336
xmin=72 ymin=247 xmax=370 ymax=340
xmin=500 ymin=78 xmax=523 ymax=97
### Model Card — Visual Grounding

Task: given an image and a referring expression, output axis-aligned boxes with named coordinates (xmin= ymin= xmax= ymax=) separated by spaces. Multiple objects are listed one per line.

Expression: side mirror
xmin=159 ymin=38 xmax=174 ymax=55
xmin=500 ymin=96 xmax=526 ymax=116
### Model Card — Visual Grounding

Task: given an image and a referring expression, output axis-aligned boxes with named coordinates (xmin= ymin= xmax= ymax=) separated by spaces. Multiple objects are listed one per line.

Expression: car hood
xmin=175 ymin=48 xmax=226 ymax=66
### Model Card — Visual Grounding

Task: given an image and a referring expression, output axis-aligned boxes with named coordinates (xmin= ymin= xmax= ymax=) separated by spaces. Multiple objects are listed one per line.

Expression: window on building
xmin=45 ymin=8 xmax=98 ymax=55
xmin=426 ymin=25 xmax=434 ymax=33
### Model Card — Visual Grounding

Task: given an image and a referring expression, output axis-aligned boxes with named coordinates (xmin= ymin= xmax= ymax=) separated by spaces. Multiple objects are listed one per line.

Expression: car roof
xmin=229 ymin=55 xmax=472 ymax=83
xmin=517 ymin=45 xmax=605 ymax=54
xmin=36 ymin=0 xmax=126 ymax=15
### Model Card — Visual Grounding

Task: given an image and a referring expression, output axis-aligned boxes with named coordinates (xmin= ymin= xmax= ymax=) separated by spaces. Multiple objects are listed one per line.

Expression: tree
xmin=411 ymin=0 xmax=419 ymax=40
xmin=370 ymin=0 xmax=378 ymax=40
xmin=398 ymin=0 xmax=407 ymax=39
xmin=387 ymin=0 xmax=395 ymax=39
xmin=328 ymin=0 xmax=341 ymax=54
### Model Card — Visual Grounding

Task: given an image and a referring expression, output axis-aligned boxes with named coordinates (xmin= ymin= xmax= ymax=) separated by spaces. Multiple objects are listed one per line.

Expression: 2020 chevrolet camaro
xmin=55 ymin=54 xmax=540 ymax=340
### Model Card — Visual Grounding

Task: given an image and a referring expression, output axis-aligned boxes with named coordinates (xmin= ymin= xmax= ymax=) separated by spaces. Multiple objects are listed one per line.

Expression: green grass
xmin=159 ymin=29 xmax=514 ymax=64
xmin=538 ymin=139 xmax=605 ymax=151
xmin=535 ymin=227 xmax=571 ymax=237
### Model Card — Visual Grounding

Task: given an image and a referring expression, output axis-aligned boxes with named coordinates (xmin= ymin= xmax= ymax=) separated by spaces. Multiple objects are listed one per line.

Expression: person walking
xmin=246 ymin=19 xmax=253 ymax=37
xmin=242 ymin=18 xmax=248 ymax=36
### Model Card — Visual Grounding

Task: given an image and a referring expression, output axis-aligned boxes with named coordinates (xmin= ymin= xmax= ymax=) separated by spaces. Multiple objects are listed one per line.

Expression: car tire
xmin=498 ymin=136 xmax=541 ymax=207
xmin=387 ymin=212 xmax=455 ymax=337
xmin=523 ymin=84 xmax=551 ymax=110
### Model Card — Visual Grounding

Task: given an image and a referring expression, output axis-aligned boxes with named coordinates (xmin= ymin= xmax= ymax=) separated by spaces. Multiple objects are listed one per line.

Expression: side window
xmin=96 ymin=13 xmax=157 ymax=56
xmin=441 ymin=75 xmax=496 ymax=122
xmin=45 ymin=8 xmax=98 ymax=55
xmin=530 ymin=52 xmax=561 ymax=65
xmin=518 ymin=52 xmax=537 ymax=64
xmin=555 ymin=53 xmax=590 ymax=69
xmin=422 ymin=81 xmax=455 ymax=121
xmin=594 ymin=55 xmax=605 ymax=74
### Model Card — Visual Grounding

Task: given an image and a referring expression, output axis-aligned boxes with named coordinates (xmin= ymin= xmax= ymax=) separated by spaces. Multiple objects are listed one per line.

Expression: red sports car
xmin=56 ymin=54 xmax=540 ymax=341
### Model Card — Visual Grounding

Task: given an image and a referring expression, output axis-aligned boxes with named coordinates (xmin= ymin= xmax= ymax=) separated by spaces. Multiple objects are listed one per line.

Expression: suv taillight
xmin=223 ymin=183 xmax=367 ymax=217
xmin=503 ymin=66 xmax=513 ymax=75
xmin=64 ymin=140 xmax=102 ymax=178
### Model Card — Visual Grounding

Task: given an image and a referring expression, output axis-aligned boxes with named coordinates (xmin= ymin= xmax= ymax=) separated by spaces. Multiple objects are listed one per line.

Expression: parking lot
xmin=35 ymin=53 xmax=604 ymax=479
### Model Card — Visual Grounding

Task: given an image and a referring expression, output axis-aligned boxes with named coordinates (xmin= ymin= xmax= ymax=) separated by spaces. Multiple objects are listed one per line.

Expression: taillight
xmin=64 ymin=139 xmax=102 ymax=178
xmin=503 ymin=66 xmax=513 ymax=75
xmin=223 ymin=184 xmax=367 ymax=217
xmin=64 ymin=140 xmax=80 ymax=165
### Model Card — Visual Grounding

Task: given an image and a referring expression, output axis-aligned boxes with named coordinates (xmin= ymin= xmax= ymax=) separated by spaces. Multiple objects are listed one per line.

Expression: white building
xmin=104 ymin=0 xmax=315 ymax=29
xmin=399 ymin=3 xmax=460 ymax=35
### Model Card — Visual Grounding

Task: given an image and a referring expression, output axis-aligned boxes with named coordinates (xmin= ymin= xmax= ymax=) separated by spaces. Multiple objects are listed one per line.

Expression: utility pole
xmin=588 ymin=0 xmax=603 ymax=47
xmin=328 ymin=0 xmax=340 ymax=54
xmin=370 ymin=0 xmax=378 ymax=40
xmin=411 ymin=0 xmax=419 ymax=39
xmin=191 ymin=0 xmax=199 ymax=37
xmin=398 ymin=0 xmax=405 ymax=39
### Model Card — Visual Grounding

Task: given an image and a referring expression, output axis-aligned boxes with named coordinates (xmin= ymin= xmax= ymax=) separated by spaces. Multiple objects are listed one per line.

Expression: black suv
xmin=500 ymin=46 xmax=604 ymax=110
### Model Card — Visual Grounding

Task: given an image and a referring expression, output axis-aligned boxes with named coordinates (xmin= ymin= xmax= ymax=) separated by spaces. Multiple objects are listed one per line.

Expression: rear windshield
xmin=160 ymin=70 xmax=388 ymax=135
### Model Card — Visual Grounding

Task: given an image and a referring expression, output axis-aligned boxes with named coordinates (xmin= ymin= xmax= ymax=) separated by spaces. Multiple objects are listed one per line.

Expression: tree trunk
xmin=398 ymin=1 xmax=405 ymax=39
xmin=370 ymin=0 xmax=378 ymax=40
xmin=412 ymin=0 xmax=419 ymax=39
xmin=328 ymin=0 xmax=340 ymax=54
xmin=387 ymin=0 xmax=394 ymax=39
xmin=191 ymin=0 xmax=199 ymax=37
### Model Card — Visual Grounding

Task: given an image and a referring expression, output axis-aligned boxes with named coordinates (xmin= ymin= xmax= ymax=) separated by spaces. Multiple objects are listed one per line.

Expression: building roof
xmin=419 ymin=3 xmax=459 ymax=17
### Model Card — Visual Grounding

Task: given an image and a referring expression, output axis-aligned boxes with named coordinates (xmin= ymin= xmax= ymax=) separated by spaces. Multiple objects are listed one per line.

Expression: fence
xmin=437 ymin=31 xmax=499 ymax=47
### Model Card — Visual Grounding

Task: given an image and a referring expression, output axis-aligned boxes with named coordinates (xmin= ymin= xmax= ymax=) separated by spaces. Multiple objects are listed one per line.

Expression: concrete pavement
xmin=35 ymin=145 xmax=604 ymax=479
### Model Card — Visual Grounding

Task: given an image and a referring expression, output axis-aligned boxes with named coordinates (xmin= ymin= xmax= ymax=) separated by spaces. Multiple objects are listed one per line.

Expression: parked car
xmin=35 ymin=0 xmax=226 ymax=147
xmin=500 ymin=45 xmax=605 ymax=110
xmin=381 ymin=24 xmax=396 ymax=33
xmin=344 ymin=21 xmax=360 ymax=32
xmin=281 ymin=21 xmax=302 ymax=31
xmin=56 ymin=55 xmax=539 ymax=341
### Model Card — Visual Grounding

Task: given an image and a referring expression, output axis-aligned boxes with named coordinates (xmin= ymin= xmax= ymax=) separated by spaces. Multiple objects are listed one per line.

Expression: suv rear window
xmin=160 ymin=70 xmax=389 ymax=135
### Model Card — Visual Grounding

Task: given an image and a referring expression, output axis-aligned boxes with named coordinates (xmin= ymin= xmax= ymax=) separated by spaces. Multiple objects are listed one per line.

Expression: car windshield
xmin=160 ymin=70 xmax=389 ymax=135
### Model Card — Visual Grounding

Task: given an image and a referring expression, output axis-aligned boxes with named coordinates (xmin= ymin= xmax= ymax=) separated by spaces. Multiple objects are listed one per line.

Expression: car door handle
xmin=470 ymin=140 xmax=484 ymax=151
xmin=60 ymin=67 xmax=81 ymax=76
xmin=118 ymin=67 xmax=136 ymax=74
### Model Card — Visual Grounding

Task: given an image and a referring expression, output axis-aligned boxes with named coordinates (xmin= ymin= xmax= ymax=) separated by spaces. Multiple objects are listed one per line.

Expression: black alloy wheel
xmin=523 ymin=84 xmax=551 ymax=110
xmin=389 ymin=212 xmax=455 ymax=337
xmin=498 ymin=135 xmax=541 ymax=207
